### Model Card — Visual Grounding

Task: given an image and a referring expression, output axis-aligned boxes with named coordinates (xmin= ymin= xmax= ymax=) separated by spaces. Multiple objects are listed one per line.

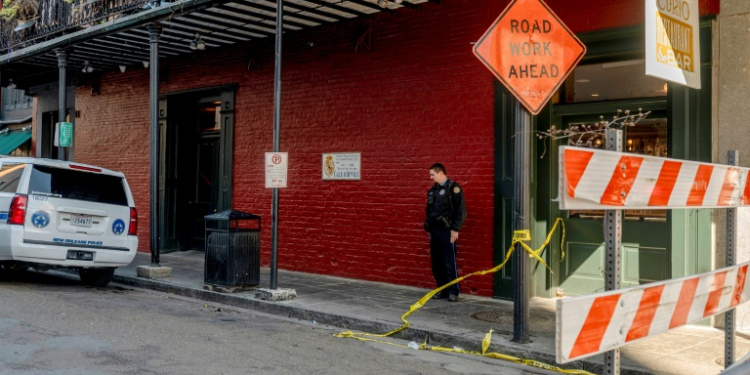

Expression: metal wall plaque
xmin=322 ymin=152 xmax=361 ymax=180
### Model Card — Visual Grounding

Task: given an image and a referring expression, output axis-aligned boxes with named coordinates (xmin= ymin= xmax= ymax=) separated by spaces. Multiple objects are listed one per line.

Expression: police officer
xmin=425 ymin=163 xmax=467 ymax=302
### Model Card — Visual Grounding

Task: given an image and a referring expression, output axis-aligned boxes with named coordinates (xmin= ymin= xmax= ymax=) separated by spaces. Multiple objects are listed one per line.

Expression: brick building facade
xmin=24 ymin=0 xmax=722 ymax=298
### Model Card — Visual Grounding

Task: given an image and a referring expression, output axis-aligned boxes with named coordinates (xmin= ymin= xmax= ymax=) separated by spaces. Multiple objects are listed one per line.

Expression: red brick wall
xmin=72 ymin=0 xmax=719 ymax=296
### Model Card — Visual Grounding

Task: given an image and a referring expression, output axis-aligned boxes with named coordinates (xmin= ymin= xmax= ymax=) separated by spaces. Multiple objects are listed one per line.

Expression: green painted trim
xmin=163 ymin=84 xmax=239 ymax=98
xmin=668 ymin=44 xmax=713 ymax=279
xmin=493 ymin=81 xmax=516 ymax=299
xmin=576 ymin=18 xmax=713 ymax=65
xmin=218 ymin=90 xmax=235 ymax=211
xmin=552 ymin=98 xmax=667 ymax=117
xmin=531 ymin=103 xmax=558 ymax=298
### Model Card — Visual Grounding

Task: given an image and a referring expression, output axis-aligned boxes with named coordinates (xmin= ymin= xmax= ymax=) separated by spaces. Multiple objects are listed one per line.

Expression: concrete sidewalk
xmin=113 ymin=251 xmax=749 ymax=375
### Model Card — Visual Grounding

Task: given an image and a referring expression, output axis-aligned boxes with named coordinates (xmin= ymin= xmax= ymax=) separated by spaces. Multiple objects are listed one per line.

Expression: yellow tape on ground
xmin=336 ymin=329 xmax=594 ymax=375
xmin=334 ymin=220 xmax=578 ymax=373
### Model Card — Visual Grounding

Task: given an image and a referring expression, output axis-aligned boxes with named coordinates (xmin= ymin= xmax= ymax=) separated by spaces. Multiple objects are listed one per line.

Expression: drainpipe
xmin=148 ymin=22 xmax=162 ymax=266
xmin=55 ymin=48 xmax=67 ymax=161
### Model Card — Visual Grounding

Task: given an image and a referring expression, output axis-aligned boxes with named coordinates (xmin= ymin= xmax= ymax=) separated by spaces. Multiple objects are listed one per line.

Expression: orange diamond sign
xmin=473 ymin=0 xmax=586 ymax=115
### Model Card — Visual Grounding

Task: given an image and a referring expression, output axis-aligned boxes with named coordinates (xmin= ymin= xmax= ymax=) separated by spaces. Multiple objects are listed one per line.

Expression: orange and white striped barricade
xmin=557 ymin=260 xmax=750 ymax=364
xmin=559 ymin=146 xmax=750 ymax=210
xmin=558 ymin=146 xmax=748 ymax=370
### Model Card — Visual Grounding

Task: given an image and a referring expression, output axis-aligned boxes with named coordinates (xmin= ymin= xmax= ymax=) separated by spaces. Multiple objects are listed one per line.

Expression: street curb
xmin=112 ymin=273 xmax=655 ymax=375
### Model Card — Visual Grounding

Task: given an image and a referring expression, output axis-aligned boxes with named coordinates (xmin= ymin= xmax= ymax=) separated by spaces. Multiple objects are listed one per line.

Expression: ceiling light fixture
xmin=190 ymin=33 xmax=206 ymax=50
xmin=119 ymin=65 xmax=127 ymax=73
xmin=8 ymin=79 xmax=16 ymax=89
xmin=82 ymin=60 xmax=94 ymax=73
xmin=143 ymin=61 xmax=149 ymax=68
xmin=377 ymin=0 xmax=388 ymax=8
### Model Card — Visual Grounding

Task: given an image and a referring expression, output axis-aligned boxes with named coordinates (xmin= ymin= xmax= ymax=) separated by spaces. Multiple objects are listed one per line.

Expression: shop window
xmin=1 ymin=88 xmax=32 ymax=111
xmin=567 ymin=117 xmax=668 ymax=222
xmin=563 ymin=59 xmax=668 ymax=103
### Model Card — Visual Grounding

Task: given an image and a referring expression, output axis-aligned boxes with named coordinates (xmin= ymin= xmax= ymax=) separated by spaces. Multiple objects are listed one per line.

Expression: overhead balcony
xmin=2 ymin=0 xmax=151 ymax=51
xmin=0 ymin=0 xmax=434 ymax=89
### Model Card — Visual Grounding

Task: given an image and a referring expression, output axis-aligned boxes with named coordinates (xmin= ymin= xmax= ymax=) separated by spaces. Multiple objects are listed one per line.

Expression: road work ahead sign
xmin=645 ymin=0 xmax=701 ymax=89
xmin=473 ymin=0 xmax=585 ymax=115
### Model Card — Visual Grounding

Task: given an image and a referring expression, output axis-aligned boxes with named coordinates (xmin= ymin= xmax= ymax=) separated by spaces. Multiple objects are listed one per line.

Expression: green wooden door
xmin=558 ymin=109 xmax=671 ymax=295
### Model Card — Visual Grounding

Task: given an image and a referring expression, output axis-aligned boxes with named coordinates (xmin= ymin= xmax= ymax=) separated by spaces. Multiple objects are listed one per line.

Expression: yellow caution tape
xmin=334 ymin=220 xmax=577 ymax=373
xmin=513 ymin=229 xmax=531 ymax=241
xmin=336 ymin=329 xmax=593 ymax=375
xmin=527 ymin=217 xmax=566 ymax=261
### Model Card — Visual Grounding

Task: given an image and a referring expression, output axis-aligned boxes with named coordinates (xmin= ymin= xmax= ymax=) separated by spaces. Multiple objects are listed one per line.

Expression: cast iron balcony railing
xmin=1 ymin=0 xmax=151 ymax=52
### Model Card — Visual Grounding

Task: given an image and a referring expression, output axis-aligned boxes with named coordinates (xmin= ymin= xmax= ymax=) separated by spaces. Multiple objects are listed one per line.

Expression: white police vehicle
xmin=0 ymin=158 xmax=138 ymax=286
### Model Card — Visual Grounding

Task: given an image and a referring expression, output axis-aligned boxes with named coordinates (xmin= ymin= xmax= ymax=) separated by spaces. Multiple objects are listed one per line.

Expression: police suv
xmin=0 ymin=158 xmax=138 ymax=287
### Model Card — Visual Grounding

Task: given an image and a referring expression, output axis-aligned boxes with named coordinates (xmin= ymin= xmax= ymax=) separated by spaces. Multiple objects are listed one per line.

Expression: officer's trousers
xmin=429 ymin=228 xmax=460 ymax=296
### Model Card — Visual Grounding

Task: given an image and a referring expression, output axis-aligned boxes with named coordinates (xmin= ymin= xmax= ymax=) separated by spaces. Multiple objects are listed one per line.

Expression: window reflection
xmin=564 ymin=60 xmax=668 ymax=103
xmin=568 ymin=118 xmax=668 ymax=222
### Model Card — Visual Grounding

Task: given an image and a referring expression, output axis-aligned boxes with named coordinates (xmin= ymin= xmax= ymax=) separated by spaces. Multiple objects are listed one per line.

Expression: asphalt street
xmin=0 ymin=270 xmax=557 ymax=375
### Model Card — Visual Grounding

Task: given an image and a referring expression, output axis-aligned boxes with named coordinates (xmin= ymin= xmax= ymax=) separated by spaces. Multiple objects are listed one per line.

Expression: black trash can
xmin=203 ymin=210 xmax=261 ymax=288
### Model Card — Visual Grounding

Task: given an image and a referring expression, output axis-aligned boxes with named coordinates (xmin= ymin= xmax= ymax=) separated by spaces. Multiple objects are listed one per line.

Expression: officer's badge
xmin=439 ymin=189 xmax=445 ymax=195
xmin=324 ymin=155 xmax=335 ymax=178
xmin=453 ymin=186 xmax=460 ymax=194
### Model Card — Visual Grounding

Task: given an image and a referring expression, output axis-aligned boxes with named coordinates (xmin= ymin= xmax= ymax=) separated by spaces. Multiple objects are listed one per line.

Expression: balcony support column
xmin=54 ymin=48 xmax=67 ymax=161
xmin=136 ymin=23 xmax=172 ymax=280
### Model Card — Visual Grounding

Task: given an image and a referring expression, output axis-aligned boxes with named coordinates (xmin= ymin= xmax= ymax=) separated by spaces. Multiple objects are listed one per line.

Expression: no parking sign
xmin=265 ymin=152 xmax=288 ymax=188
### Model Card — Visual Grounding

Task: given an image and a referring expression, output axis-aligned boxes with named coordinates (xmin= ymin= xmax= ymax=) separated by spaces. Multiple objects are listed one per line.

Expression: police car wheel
xmin=79 ymin=268 xmax=115 ymax=287
xmin=0 ymin=263 xmax=28 ymax=281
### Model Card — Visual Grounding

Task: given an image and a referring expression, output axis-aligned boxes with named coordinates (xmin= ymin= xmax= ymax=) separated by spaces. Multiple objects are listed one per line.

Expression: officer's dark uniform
xmin=425 ymin=178 xmax=467 ymax=298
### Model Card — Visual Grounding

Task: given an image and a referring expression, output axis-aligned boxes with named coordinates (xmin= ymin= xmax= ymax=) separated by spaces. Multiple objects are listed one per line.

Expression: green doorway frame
xmin=158 ymin=84 xmax=237 ymax=253
xmin=493 ymin=20 xmax=714 ymax=299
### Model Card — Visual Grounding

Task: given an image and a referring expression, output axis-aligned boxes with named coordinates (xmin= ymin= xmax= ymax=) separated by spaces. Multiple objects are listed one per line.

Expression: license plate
xmin=71 ymin=214 xmax=92 ymax=228
xmin=66 ymin=250 xmax=93 ymax=261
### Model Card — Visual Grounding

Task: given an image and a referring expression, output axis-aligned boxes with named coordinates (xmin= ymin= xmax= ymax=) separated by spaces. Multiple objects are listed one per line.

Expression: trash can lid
xmin=204 ymin=210 xmax=261 ymax=221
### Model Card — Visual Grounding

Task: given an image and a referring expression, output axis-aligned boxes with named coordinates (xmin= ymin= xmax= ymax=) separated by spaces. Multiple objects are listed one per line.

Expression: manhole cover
xmin=471 ymin=310 xmax=552 ymax=324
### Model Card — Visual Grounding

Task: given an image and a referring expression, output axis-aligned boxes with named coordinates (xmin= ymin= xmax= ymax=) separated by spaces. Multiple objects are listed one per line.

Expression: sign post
xmin=726 ymin=150 xmax=739 ymax=368
xmin=473 ymin=0 xmax=586 ymax=343
xmin=603 ymin=129 xmax=623 ymax=374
